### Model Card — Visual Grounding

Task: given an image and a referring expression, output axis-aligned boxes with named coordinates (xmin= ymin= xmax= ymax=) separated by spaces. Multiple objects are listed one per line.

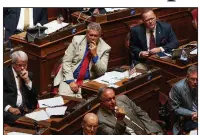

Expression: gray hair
xmin=97 ymin=87 xmax=115 ymax=100
xmin=87 ymin=22 xmax=102 ymax=33
xmin=187 ymin=65 xmax=197 ymax=75
xmin=10 ymin=50 xmax=28 ymax=64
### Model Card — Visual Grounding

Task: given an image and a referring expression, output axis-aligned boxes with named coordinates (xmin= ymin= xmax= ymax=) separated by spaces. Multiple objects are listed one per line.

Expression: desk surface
xmin=4 ymin=126 xmax=50 ymax=135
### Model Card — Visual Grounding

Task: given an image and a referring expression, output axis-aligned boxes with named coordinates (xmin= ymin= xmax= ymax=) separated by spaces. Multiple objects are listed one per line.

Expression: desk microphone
xmin=77 ymin=9 xmax=92 ymax=24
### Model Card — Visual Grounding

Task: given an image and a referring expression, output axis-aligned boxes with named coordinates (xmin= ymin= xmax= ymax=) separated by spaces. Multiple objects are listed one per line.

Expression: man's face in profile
xmin=82 ymin=118 xmax=98 ymax=135
xmin=187 ymin=72 xmax=197 ymax=89
xmin=86 ymin=29 xmax=100 ymax=44
xmin=142 ymin=10 xmax=156 ymax=30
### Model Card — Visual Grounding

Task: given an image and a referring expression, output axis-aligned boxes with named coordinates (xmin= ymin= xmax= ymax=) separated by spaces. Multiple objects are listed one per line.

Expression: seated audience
xmin=75 ymin=113 xmax=101 ymax=135
xmin=97 ymin=87 xmax=164 ymax=135
xmin=169 ymin=65 xmax=198 ymax=135
xmin=129 ymin=8 xmax=179 ymax=71
xmin=4 ymin=51 xmax=37 ymax=126
xmin=3 ymin=8 xmax=48 ymax=48
xmin=54 ymin=22 xmax=111 ymax=98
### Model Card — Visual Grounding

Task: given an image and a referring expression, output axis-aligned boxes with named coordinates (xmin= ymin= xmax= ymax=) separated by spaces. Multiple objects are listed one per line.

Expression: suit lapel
xmin=140 ymin=25 xmax=148 ymax=50
xmin=16 ymin=8 xmax=21 ymax=25
xmin=156 ymin=22 xmax=162 ymax=47
xmin=8 ymin=66 xmax=18 ymax=93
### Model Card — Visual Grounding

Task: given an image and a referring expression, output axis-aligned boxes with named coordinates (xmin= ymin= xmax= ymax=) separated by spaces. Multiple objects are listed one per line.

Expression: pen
xmin=101 ymin=80 xmax=109 ymax=84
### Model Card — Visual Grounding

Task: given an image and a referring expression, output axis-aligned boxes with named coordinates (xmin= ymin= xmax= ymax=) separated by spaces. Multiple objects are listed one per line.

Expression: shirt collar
xmin=12 ymin=66 xmax=18 ymax=78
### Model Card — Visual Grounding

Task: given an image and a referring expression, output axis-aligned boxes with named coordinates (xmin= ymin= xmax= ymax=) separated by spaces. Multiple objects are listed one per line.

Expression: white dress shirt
xmin=16 ymin=8 xmax=34 ymax=31
xmin=4 ymin=67 xmax=32 ymax=112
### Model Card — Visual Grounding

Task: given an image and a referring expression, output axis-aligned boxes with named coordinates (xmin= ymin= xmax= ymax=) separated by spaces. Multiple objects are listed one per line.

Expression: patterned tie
xmin=149 ymin=30 xmax=156 ymax=50
xmin=123 ymin=117 xmax=147 ymax=135
xmin=76 ymin=51 xmax=92 ymax=85
xmin=24 ymin=8 xmax=30 ymax=30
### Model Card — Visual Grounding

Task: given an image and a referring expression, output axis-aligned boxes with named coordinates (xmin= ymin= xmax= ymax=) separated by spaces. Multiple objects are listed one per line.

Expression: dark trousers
xmin=182 ymin=120 xmax=198 ymax=133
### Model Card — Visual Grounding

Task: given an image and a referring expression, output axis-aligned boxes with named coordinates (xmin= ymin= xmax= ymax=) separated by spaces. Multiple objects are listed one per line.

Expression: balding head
xmin=82 ymin=113 xmax=98 ymax=135
xmin=98 ymin=87 xmax=116 ymax=111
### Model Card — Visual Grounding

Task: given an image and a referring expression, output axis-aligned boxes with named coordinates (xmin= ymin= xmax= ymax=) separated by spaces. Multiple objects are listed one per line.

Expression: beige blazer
xmin=54 ymin=35 xmax=111 ymax=86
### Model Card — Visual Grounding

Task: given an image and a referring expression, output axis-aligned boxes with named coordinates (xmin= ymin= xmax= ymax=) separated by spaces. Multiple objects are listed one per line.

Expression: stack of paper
xmin=38 ymin=96 xmax=64 ymax=108
xmin=46 ymin=106 xmax=67 ymax=116
xmin=43 ymin=20 xmax=69 ymax=34
xmin=105 ymin=8 xmax=127 ymax=12
xmin=7 ymin=132 xmax=32 ymax=135
xmin=25 ymin=110 xmax=50 ymax=121
xmin=25 ymin=106 xmax=67 ymax=121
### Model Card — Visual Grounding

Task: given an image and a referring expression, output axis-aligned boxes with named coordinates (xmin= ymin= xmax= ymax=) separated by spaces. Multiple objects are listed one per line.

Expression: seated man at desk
xmin=97 ymin=87 xmax=163 ymax=135
xmin=4 ymin=51 xmax=37 ymax=126
xmin=3 ymin=8 xmax=48 ymax=48
xmin=129 ymin=8 xmax=179 ymax=71
xmin=54 ymin=22 xmax=111 ymax=98
xmin=169 ymin=65 xmax=198 ymax=135
xmin=75 ymin=113 xmax=101 ymax=135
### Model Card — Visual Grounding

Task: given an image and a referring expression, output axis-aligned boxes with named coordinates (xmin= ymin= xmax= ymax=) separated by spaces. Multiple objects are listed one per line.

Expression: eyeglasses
xmin=143 ymin=17 xmax=156 ymax=23
xmin=15 ymin=63 xmax=27 ymax=68
xmin=103 ymin=96 xmax=116 ymax=102
xmin=85 ymin=124 xmax=98 ymax=130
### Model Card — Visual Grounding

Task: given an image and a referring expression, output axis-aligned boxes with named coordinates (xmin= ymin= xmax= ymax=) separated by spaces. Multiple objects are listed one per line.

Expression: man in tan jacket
xmin=54 ymin=22 xmax=111 ymax=98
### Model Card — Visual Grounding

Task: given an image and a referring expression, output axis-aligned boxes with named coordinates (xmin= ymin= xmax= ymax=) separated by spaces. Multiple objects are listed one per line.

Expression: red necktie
xmin=76 ymin=51 xmax=92 ymax=85
xmin=149 ymin=30 xmax=156 ymax=50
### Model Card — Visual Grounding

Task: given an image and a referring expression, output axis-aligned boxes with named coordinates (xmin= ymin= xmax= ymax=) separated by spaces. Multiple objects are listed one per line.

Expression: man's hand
xmin=69 ymin=82 xmax=79 ymax=93
xmin=115 ymin=107 xmax=126 ymax=121
xmin=89 ymin=41 xmax=97 ymax=57
xmin=149 ymin=47 xmax=161 ymax=54
xmin=19 ymin=69 xmax=30 ymax=84
xmin=140 ymin=51 xmax=150 ymax=58
xmin=191 ymin=112 xmax=198 ymax=121
xmin=8 ymin=107 xmax=21 ymax=115
xmin=93 ymin=8 xmax=100 ymax=14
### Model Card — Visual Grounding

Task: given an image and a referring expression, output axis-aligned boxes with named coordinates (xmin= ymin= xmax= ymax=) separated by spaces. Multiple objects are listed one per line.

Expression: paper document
xmin=190 ymin=48 xmax=197 ymax=55
xmin=38 ymin=96 xmax=64 ymax=108
xmin=129 ymin=72 xmax=142 ymax=79
xmin=25 ymin=110 xmax=49 ymax=121
xmin=105 ymin=8 xmax=127 ymax=12
xmin=189 ymin=130 xmax=197 ymax=135
xmin=46 ymin=106 xmax=67 ymax=117
xmin=7 ymin=132 xmax=32 ymax=135
xmin=94 ymin=71 xmax=129 ymax=85
xmin=44 ymin=20 xmax=69 ymax=34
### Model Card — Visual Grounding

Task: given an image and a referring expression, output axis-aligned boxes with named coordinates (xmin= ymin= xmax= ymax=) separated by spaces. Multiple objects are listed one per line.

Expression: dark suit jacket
xmin=97 ymin=95 xmax=163 ymax=135
xmin=3 ymin=8 xmax=48 ymax=42
xmin=129 ymin=21 xmax=179 ymax=65
xmin=73 ymin=129 xmax=103 ymax=135
xmin=3 ymin=65 xmax=37 ymax=112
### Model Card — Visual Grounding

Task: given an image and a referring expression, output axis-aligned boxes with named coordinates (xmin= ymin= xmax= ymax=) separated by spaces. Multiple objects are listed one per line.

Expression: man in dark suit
xmin=97 ymin=87 xmax=163 ymax=135
xmin=3 ymin=8 xmax=48 ymax=48
xmin=74 ymin=113 xmax=101 ymax=135
xmin=4 ymin=50 xmax=37 ymax=126
xmin=129 ymin=8 xmax=179 ymax=70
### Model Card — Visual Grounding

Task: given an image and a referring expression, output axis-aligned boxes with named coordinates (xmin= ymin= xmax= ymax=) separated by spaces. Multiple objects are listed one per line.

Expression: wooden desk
xmin=147 ymin=52 xmax=197 ymax=95
xmin=9 ymin=24 xmax=86 ymax=97
xmin=16 ymin=95 xmax=98 ymax=135
xmin=4 ymin=126 xmax=50 ymax=135
xmin=71 ymin=8 xmax=189 ymax=69
xmin=82 ymin=66 xmax=163 ymax=120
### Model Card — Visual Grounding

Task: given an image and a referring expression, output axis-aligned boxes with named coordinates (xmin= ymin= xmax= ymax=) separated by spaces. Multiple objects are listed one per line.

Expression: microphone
xmin=77 ymin=8 xmax=92 ymax=24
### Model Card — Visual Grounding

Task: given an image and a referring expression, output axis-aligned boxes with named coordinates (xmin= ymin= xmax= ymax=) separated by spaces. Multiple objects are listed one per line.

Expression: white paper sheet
xmin=190 ymin=48 xmax=197 ymax=54
xmin=25 ymin=110 xmax=49 ymax=121
xmin=105 ymin=8 xmax=127 ymax=12
xmin=38 ymin=96 xmax=64 ymax=108
xmin=46 ymin=106 xmax=67 ymax=117
xmin=7 ymin=132 xmax=32 ymax=135
xmin=44 ymin=20 xmax=69 ymax=34
xmin=189 ymin=130 xmax=197 ymax=135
